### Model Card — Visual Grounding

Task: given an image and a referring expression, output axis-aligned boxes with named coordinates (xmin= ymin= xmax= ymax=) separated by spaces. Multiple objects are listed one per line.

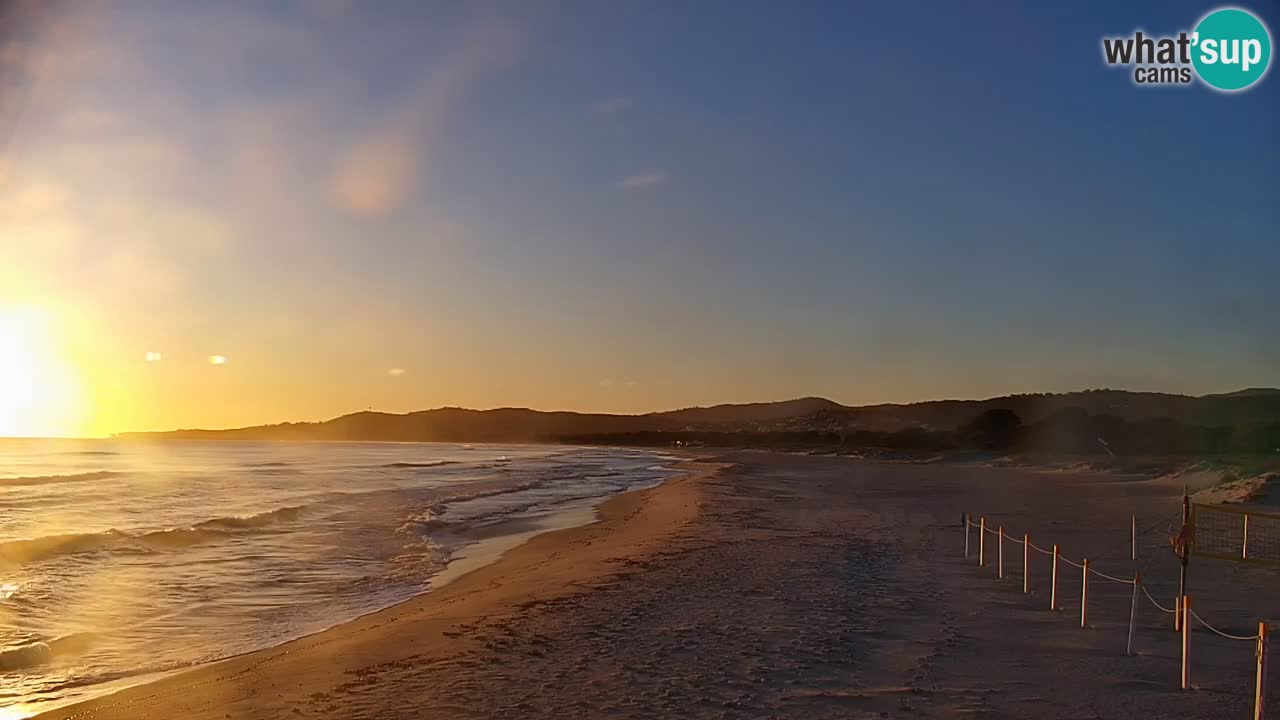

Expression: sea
xmin=0 ymin=439 xmax=676 ymax=718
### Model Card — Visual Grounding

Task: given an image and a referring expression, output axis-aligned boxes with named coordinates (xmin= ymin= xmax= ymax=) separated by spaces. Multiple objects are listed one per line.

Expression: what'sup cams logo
xmin=1102 ymin=6 xmax=1272 ymax=92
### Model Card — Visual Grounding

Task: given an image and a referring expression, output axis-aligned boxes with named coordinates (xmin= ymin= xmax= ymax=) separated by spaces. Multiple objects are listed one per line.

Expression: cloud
xmin=599 ymin=378 xmax=615 ymax=387
xmin=329 ymin=18 xmax=522 ymax=218
xmin=618 ymin=171 xmax=666 ymax=190
xmin=14 ymin=3 xmax=520 ymax=224
xmin=388 ymin=367 xmax=407 ymax=376
xmin=592 ymin=96 xmax=634 ymax=114
xmin=8 ymin=6 xmax=141 ymax=92
xmin=330 ymin=125 xmax=420 ymax=217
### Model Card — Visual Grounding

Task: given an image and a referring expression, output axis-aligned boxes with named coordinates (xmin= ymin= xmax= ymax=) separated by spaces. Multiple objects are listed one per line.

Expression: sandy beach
xmin=33 ymin=453 xmax=1278 ymax=720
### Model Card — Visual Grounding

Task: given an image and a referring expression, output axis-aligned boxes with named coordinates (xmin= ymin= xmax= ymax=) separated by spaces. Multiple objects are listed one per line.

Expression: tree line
xmin=559 ymin=407 xmax=1280 ymax=456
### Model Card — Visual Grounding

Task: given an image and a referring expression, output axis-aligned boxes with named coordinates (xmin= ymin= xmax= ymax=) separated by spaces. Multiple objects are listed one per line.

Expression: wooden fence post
xmin=1050 ymin=544 xmax=1059 ymax=611
xmin=1181 ymin=595 xmax=1191 ymax=690
xmin=1243 ymin=514 xmax=1250 ymax=560
xmin=998 ymin=526 xmax=1005 ymax=579
xmin=1256 ymin=622 xmax=1268 ymax=720
xmin=1131 ymin=514 xmax=1137 ymax=561
xmin=1127 ymin=570 xmax=1141 ymax=656
xmin=1081 ymin=559 xmax=1090 ymax=628
xmin=979 ymin=517 xmax=986 ymax=566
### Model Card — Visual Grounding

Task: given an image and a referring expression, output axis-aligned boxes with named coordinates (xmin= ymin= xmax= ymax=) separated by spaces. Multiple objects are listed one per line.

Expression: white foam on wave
xmin=0 ymin=471 xmax=124 ymax=487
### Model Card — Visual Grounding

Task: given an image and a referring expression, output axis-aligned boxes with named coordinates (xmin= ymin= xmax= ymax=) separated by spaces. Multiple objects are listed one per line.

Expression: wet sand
xmin=34 ymin=453 xmax=1278 ymax=720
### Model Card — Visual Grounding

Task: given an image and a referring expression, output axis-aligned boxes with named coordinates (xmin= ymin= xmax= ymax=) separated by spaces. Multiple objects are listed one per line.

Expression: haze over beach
xmin=2 ymin=1 xmax=1279 ymax=719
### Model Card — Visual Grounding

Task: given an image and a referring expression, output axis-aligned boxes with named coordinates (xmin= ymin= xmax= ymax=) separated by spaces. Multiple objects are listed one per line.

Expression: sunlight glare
xmin=0 ymin=307 xmax=86 ymax=438
xmin=0 ymin=703 xmax=39 ymax=720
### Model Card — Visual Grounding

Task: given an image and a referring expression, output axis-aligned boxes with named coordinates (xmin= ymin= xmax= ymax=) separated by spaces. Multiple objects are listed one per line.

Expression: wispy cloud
xmin=599 ymin=378 xmax=615 ymax=387
xmin=388 ymin=367 xmax=407 ymax=376
xmin=618 ymin=171 xmax=666 ymax=190
xmin=330 ymin=122 xmax=421 ymax=217
xmin=329 ymin=19 xmax=522 ymax=218
xmin=592 ymin=95 xmax=633 ymax=114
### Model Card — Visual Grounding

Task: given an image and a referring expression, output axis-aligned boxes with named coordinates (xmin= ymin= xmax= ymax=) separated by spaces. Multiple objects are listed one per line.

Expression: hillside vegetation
xmin=118 ymin=389 xmax=1280 ymax=457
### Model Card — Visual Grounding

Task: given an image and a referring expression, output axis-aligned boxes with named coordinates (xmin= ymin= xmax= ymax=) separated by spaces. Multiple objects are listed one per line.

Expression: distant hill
xmin=826 ymin=389 xmax=1280 ymax=432
xmin=1201 ymin=388 xmax=1280 ymax=399
xmin=117 ymin=389 xmax=1280 ymax=445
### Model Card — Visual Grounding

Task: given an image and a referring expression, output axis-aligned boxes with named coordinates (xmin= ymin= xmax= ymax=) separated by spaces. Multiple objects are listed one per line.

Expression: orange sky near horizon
xmin=0 ymin=298 xmax=925 ymax=438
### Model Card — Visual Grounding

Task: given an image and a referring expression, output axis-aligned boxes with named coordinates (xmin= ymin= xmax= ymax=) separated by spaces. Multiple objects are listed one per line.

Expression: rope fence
xmin=1088 ymin=567 xmax=1136 ymax=585
xmin=1191 ymin=609 xmax=1264 ymax=642
xmin=1027 ymin=540 xmax=1054 ymax=556
xmin=1141 ymin=583 xmax=1178 ymax=615
xmin=1059 ymin=555 xmax=1087 ymax=571
xmin=960 ymin=511 xmax=1274 ymax=719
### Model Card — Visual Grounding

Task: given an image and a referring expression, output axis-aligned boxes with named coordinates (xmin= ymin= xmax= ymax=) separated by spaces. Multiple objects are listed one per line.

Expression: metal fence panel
xmin=1192 ymin=503 xmax=1280 ymax=566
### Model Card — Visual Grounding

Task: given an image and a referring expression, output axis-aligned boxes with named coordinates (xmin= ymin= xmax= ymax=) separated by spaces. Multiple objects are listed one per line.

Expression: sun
xmin=0 ymin=306 xmax=85 ymax=438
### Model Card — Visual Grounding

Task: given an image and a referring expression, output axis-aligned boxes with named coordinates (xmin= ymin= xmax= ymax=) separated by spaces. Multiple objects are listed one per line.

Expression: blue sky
xmin=0 ymin=0 xmax=1277 ymax=433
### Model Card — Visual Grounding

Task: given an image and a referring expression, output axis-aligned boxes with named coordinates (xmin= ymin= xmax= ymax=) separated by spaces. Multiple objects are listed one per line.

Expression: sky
xmin=0 ymin=0 xmax=1277 ymax=437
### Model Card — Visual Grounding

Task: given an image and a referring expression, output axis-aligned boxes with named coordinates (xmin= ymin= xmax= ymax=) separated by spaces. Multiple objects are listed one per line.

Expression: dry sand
xmin=33 ymin=453 xmax=1280 ymax=720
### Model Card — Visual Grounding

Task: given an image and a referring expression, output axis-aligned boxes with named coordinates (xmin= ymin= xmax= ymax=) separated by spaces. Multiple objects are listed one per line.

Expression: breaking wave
xmin=0 ymin=471 xmax=124 ymax=488
xmin=0 ymin=506 xmax=307 ymax=566
xmin=380 ymin=461 xmax=456 ymax=469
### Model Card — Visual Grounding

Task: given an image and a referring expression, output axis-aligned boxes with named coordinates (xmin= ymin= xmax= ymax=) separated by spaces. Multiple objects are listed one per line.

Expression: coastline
xmin=30 ymin=458 xmax=717 ymax=720
xmin=30 ymin=451 xmax=1279 ymax=720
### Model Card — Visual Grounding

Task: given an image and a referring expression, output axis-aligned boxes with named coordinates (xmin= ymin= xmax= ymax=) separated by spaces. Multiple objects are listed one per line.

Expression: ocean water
xmin=0 ymin=439 xmax=675 ymax=718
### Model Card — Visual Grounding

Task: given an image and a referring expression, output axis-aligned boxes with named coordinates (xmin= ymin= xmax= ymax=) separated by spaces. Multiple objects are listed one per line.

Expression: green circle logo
xmin=1192 ymin=7 xmax=1272 ymax=91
